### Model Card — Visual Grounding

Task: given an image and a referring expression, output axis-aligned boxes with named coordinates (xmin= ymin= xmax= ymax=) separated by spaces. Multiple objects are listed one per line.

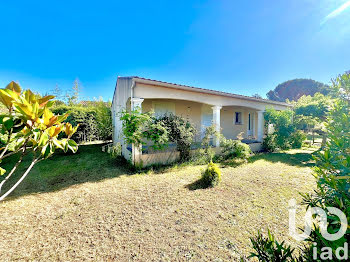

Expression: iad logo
xmin=289 ymin=199 xmax=348 ymax=260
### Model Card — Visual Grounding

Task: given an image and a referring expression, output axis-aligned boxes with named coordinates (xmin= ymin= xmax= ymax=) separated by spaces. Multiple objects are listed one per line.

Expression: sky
xmin=1 ymin=0 xmax=350 ymax=101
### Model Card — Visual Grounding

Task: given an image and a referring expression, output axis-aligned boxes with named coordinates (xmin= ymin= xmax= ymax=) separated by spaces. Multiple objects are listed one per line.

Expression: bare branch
xmin=0 ymin=148 xmax=26 ymax=195
xmin=0 ymin=158 xmax=38 ymax=202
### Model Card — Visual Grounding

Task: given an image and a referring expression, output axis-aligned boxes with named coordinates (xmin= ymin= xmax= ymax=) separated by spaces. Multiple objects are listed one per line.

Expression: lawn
xmin=0 ymin=145 xmax=317 ymax=261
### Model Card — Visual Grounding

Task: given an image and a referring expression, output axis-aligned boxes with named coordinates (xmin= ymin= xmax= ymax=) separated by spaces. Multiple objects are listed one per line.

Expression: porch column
xmin=131 ymin=98 xmax=144 ymax=111
xmin=257 ymin=111 xmax=264 ymax=142
xmin=212 ymin=105 xmax=222 ymax=147
xmin=131 ymin=98 xmax=144 ymax=165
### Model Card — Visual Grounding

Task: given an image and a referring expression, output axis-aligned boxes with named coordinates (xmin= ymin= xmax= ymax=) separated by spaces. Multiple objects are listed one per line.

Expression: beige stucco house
xmin=112 ymin=76 xmax=291 ymax=166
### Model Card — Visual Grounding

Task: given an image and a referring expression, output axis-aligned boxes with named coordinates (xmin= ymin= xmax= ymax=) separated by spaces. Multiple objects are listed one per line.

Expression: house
xmin=112 ymin=76 xmax=291 ymax=166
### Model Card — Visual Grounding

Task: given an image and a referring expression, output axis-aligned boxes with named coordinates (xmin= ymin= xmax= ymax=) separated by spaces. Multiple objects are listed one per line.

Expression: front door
xmin=247 ymin=113 xmax=254 ymax=137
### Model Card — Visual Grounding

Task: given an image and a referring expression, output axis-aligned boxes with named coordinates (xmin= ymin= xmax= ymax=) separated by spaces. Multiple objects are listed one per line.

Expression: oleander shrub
xmin=201 ymin=161 xmax=221 ymax=188
xmin=249 ymin=231 xmax=295 ymax=261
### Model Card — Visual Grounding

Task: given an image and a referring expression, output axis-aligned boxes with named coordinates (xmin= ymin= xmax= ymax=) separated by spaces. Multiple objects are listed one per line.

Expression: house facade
xmin=112 ymin=76 xmax=291 ymax=166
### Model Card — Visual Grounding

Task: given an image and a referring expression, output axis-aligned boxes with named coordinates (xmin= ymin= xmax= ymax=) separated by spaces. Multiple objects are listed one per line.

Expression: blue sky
xmin=1 ymin=0 xmax=350 ymax=100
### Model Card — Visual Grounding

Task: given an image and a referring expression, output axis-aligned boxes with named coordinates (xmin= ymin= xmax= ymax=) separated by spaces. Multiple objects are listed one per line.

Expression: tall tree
xmin=267 ymin=79 xmax=330 ymax=102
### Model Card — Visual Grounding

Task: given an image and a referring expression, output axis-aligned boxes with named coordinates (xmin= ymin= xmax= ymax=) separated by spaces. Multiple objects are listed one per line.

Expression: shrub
xmin=197 ymin=125 xmax=217 ymax=163
xmin=220 ymin=138 xmax=251 ymax=160
xmin=52 ymin=105 xmax=99 ymax=143
xmin=249 ymin=231 xmax=295 ymax=261
xmin=264 ymin=108 xmax=295 ymax=150
xmin=95 ymin=100 xmax=112 ymax=141
xmin=119 ymin=109 xmax=152 ymax=146
xmin=143 ymin=120 xmax=169 ymax=150
xmin=109 ymin=142 xmax=122 ymax=158
xmin=201 ymin=161 xmax=221 ymax=187
xmin=289 ymin=130 xmax=306 ymax=148
xmin=158 ymin=114 xmax=195 ymax=162
xmin=250 ymin=72 xmax=350 ymax=261
xmin=262 ymin=134 xmax=278 ymax=152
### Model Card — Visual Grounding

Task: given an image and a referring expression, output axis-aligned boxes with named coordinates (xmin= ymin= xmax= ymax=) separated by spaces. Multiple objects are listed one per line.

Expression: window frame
xmin=234 ymin=112 xmax=242 ymax=125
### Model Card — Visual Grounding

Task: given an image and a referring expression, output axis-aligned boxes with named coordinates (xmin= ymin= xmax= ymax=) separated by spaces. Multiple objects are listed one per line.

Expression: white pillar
xmin=131 ymin=98 xmax=144 ymax=166
xmin=131 ymin=98 xmax=144 ymax=111
xmin=257 ymin=111 xmax=265 ymax=142
xmin=212 ymin=106 xmax=222 ymax=147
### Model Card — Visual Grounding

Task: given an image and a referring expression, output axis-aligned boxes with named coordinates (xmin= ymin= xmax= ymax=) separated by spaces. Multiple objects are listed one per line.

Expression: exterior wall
xmin=134 ymin=82 xmax=289 ymax=111
xmin=142 ymin=99 xmax=203 ymax=134
xmin=142 ymin=99 xmax=261 ymax=140
xmin=221 ymin=107 xmax=259 ymax=140
xmin=112 ymin=77 xmax=290 ymax=165
xmin=111 ymin=78 xmax=133 ymax=161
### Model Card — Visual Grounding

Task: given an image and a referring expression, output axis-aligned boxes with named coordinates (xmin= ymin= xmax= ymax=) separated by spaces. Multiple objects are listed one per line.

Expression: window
xmin=235 ymin=112 xmax=242 ymax=125
xmin=153 ymin=102 xmax=175 ymax=117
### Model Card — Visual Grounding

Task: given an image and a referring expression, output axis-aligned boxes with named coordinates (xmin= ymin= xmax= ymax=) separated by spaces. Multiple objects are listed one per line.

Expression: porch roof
xmin=118 ymin=76 xmax=291 ymax=108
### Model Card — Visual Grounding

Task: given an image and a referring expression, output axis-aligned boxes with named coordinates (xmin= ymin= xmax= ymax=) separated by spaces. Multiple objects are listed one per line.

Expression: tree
xmin=65 ymin=78 xmax=82 ymax=105
xmin=267 ymin=79 xmax=330 ymax=102
xmin=0 ymin=81 xmax=79 ymax=201
xmin=250 ymin=72 xmax=350 ymax=261
xmin=95 ymin=98 xmax=112 ymax=141
xmin=264 ymin=108 xmax=295 ymax=149
xmin=293 ymin=93 xmax=333 ymax=144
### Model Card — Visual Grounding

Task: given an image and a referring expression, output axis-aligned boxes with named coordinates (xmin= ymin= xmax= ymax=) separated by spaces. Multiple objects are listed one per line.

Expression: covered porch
xmin=128 ymin=97 xmax=265 ymax=166
xmin=112 ymin=76 xmax=290 ymax=166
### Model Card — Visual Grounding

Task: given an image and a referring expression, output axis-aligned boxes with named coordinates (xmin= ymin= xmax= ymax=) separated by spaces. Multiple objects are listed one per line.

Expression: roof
xmin=118 ymin=76 xmax=291 ymax=107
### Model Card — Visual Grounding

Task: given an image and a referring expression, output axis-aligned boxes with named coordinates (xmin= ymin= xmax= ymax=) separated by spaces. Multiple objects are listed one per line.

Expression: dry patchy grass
xmin=0 ymin=146 xmax=316 ymax=261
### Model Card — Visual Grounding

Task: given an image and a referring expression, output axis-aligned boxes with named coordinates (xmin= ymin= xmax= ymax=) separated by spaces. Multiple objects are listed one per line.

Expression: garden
xmin=0 ymin=72 xmax=349 ymax=261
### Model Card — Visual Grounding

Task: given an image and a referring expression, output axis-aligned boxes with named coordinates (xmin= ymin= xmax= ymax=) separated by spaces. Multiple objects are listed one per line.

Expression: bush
xmin=95 ymin=100 xmax=112 ymax=141
xmin=264 ymin=108 xmax=295 ymax=150
xmin=143 ymin=120 xmax=169 ymax=150
xmin=262 ymin=134 xmax=278 ymax=152
xmin=52 ymin=103 xmax=112 ymax=143
xmin=201 ymin=161 xmax=221 ymax=187
xmin=220 ymin=138 xmax=251 ymax=160
xmin=249 ymin=231 xmax=295 ymax=261
xmin=250 ymin=72 xmax=350 ymax=261
xmin=197 ymin=125 xmax=217 ymax=163
xmin=109 ymin=143 xmax=122 ymax=158
xmin=158 ymin=114 xmax=195 ymax=162
xmin=52 ymin=105 xmax=99 ymax=143
xmin=289 ymin=130 xmax=306 ymax=148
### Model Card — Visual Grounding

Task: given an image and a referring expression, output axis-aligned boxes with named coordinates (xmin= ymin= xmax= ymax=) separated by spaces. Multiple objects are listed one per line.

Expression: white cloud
xmin=321 ymin=0 xmax=350 ymax=25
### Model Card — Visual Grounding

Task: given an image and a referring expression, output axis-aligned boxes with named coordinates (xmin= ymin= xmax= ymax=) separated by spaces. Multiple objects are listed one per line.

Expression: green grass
xmin=0 ymin=145 xmax=317 ymax=261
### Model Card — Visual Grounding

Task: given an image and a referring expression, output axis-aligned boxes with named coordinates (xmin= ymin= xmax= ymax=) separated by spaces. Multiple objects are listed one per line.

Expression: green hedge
xmin=52 ymin=104 xmax=112 ymax=143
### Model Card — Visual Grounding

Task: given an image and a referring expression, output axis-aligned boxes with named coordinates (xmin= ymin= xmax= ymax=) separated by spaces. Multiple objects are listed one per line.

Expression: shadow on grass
xmin=186 ymin=178 xmax=208 ymax=191
xmin=1 ymin=145 xmax=317 ymax=201
xmin=212 ymin=149 xmax=317 ymax=169
xmin=0 ymin=144 xmax=139 ymax=201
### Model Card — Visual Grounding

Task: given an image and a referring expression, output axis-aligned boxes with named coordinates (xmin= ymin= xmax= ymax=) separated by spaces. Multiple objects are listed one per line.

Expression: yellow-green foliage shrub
xmin=201 ymin=161 xmax=221 ymax=187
